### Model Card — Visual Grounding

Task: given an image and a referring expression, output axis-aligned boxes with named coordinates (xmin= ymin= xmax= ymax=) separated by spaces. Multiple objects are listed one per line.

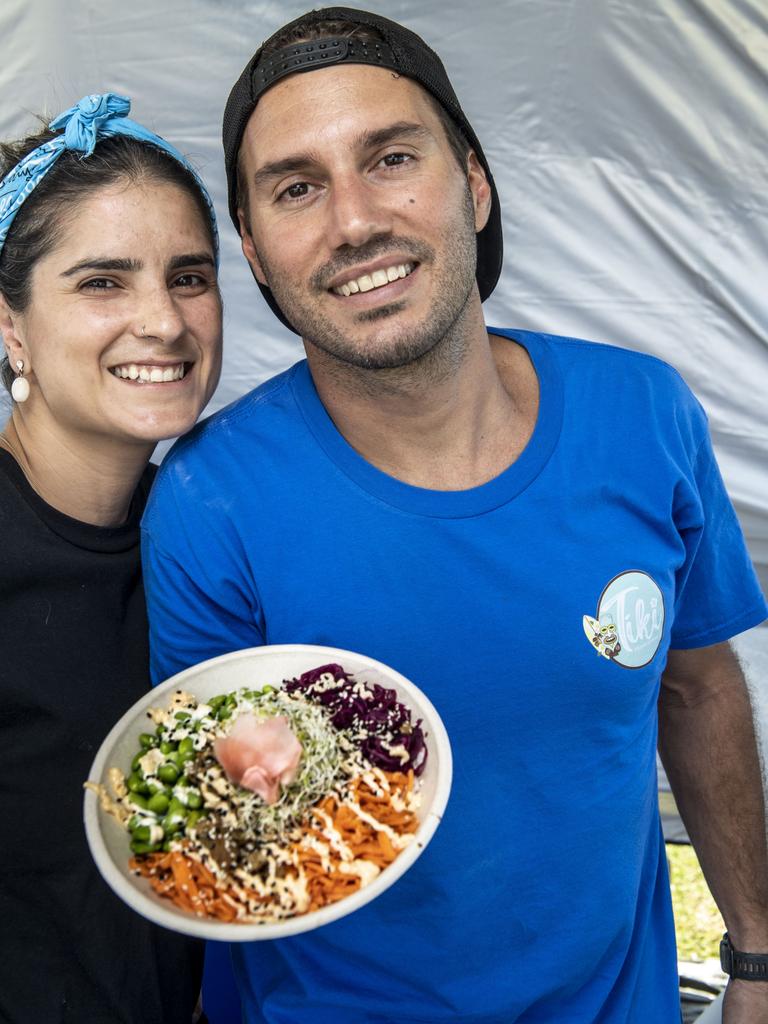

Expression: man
xmin=142 ymin=9 xmax=768 ymax=1022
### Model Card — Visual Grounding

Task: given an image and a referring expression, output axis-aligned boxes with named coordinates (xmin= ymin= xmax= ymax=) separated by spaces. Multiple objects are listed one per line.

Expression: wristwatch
xmin=720 ymin=932 xmax=768 ymax=980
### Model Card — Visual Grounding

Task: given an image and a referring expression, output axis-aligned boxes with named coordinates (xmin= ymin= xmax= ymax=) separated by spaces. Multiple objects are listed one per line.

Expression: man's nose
xmin=324 ymin=176 xmax=392 ymax=251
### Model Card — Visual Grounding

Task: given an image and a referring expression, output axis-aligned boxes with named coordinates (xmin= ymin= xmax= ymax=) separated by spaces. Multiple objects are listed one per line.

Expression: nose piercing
xmin=140 ymin=324 xmax=147 ymax=338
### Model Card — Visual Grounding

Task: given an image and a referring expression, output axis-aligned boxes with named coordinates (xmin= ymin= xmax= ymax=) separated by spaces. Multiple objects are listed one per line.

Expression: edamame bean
xmin=131 ymin=824 xmax=159 ymax=843
xmin=130 ymin=839 xmax=160 ymax=855
xmin=128 ymin=773 xmax=150 ymax=794
xmin=128 ymin=792 xmax=149 ymax=810
xmin=157 ymin=762 xmax=180 ymax=784
xmin=147 ymin=792 xmax=170 ymax=815
xmin=139 ymin=732 xmax=155 ymax=748
xmin=166 ymin=748 xmax=192 ymax=768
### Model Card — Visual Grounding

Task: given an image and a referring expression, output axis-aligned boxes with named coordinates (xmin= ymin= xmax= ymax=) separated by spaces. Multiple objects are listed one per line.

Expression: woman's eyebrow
xmin=60 ymin=254 xmax=215 ymax=277
xmin=168 ymin=253 xmax=216 ymax=271
xmin=60 ymin=257 xmax=142 ymax=277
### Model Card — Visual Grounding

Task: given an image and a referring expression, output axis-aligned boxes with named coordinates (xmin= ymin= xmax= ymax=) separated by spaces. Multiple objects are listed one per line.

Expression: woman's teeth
xmin=333 ymin=262 xmax=414 ymax=297
xmin=111 ymin=363 xmax=186 ymax=382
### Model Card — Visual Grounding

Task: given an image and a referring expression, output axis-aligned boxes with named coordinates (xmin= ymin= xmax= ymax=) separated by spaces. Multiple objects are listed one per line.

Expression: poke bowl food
xmin=84 ymin=645 xmax=452 ymax=941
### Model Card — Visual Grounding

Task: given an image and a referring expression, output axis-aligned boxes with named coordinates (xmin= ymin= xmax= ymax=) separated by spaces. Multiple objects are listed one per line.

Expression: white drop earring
xmin=11 ymin=360 xmax=30 ymax=403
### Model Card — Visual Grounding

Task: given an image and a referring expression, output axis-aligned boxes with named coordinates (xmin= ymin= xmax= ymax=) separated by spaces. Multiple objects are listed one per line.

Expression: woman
xmin=0 ymin=94 xmax=222 ymax=1023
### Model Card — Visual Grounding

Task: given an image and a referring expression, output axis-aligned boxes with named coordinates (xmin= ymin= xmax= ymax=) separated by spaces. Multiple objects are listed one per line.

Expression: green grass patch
xmin=667 ymin=843 xmax=724 ymax=961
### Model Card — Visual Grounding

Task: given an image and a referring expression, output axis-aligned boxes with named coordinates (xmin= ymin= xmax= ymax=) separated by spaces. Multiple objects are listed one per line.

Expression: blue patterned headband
xmin=0 ymin=92 xmax=219 ymax=265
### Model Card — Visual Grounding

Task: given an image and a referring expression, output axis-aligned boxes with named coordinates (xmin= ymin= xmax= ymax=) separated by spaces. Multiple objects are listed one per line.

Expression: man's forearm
xmin=658 ymin=642 xmax=768 ymax=949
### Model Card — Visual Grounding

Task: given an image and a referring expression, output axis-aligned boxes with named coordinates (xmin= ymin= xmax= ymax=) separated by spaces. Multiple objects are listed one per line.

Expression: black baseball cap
xmin=223 ymin=7 xmax=503 ymax=333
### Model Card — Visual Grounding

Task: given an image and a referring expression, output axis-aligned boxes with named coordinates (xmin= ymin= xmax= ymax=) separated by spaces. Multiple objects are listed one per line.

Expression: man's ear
xmin=0 ymin=295 xmax=29 ymax=374
xmin=466 ymin=150 xmax=492 ymax=233
xmin=237 ymin=210 xmax=268 ymax=286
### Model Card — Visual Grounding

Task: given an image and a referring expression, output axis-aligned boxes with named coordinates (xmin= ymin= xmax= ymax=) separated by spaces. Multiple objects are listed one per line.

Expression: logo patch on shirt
xmin=583 ymin=570 xmax=665 ymax=669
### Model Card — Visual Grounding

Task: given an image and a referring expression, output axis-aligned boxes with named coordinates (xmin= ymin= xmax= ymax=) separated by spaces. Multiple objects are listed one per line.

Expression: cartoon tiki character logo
xmin=583 ymin=616 xmax=622 ymax=660
xmin=584 ymin=571 xmax=666 ymax=669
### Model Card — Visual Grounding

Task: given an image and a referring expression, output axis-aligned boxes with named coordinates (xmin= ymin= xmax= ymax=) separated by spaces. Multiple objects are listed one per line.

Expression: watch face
xmin=720 ymin=935 xmax=732 ymax=976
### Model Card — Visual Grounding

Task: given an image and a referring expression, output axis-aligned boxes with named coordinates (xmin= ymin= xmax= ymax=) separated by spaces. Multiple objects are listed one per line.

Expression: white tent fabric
xmin=1 ymin=0 xmax=766 ymax=590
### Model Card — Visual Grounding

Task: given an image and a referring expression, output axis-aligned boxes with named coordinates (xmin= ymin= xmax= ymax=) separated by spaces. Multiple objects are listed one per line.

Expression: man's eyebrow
xmin=251 ymin=155 xmax=321 ymax=191
xmin=60 ymin=257 xmax=142 ymax=277
xmin=358 ymin=121 xmax=432 ymax=150
xmin=250 ymin=122 xmax=433 ymax=190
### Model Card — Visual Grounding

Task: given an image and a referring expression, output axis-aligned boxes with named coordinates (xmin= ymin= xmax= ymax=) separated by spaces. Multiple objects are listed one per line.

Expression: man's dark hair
xmin=235 ymin=17 xmax=471 ymax=227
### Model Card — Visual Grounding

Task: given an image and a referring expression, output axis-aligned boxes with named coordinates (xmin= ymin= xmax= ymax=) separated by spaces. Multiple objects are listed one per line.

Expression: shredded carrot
xmin=130 ymin=770 xmax=419 ymax=923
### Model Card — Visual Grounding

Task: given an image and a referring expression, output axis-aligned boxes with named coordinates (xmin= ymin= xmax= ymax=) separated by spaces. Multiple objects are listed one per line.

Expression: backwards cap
xmin=222 ymin=6 xmax=502 ymax=333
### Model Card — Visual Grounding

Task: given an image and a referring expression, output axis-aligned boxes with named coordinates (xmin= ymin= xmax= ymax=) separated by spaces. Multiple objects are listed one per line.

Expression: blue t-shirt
xmin=142 ymin=330 xmax=767 ymax=1024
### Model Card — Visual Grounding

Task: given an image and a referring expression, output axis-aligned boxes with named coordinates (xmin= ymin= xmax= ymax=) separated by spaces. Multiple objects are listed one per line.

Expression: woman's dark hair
xmin=0 ymin=123 xmax=216 ymax=392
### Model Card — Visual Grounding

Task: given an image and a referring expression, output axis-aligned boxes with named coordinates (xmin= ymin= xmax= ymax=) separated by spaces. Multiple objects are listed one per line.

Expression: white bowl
xmin=84 ymin=644 xmax=452 ymax=941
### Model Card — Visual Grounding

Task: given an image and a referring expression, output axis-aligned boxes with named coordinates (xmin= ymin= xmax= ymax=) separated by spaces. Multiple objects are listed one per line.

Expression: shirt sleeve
xmin=670 ymin=425 xmax=767 ymax=648
xmin=140 ymin=454 xmax=266 ymax=684
xmin=141 ymin=534 xmax=265 ymax=684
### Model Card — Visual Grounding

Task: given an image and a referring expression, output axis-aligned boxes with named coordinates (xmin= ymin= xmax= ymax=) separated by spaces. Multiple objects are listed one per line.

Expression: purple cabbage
xmin=285 ymin=663 xmax=428 ymax=776
xmin=361 ymin=726 xmax=427 ymax=777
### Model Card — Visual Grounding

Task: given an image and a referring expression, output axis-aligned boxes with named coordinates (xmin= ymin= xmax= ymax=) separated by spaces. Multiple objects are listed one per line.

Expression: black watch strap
xmin=720 ymin=932 xmax=768 ymax=980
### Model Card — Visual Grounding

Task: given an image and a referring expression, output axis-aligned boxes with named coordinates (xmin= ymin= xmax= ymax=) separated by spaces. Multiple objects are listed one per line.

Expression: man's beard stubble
xmin=255 ymin=184 xmax=480 ymax=390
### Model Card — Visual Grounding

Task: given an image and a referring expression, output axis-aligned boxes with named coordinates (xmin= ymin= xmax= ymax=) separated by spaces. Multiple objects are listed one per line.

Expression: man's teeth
xmin=111 ymin=363 xmax=186 ymax=382
xmin=333 ymin=263 xmax=413 ymax=297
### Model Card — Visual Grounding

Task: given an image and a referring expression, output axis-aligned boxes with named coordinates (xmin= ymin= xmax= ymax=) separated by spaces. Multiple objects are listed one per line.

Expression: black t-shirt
xmin=0 ymin=450 xmax=202 ymax=1024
